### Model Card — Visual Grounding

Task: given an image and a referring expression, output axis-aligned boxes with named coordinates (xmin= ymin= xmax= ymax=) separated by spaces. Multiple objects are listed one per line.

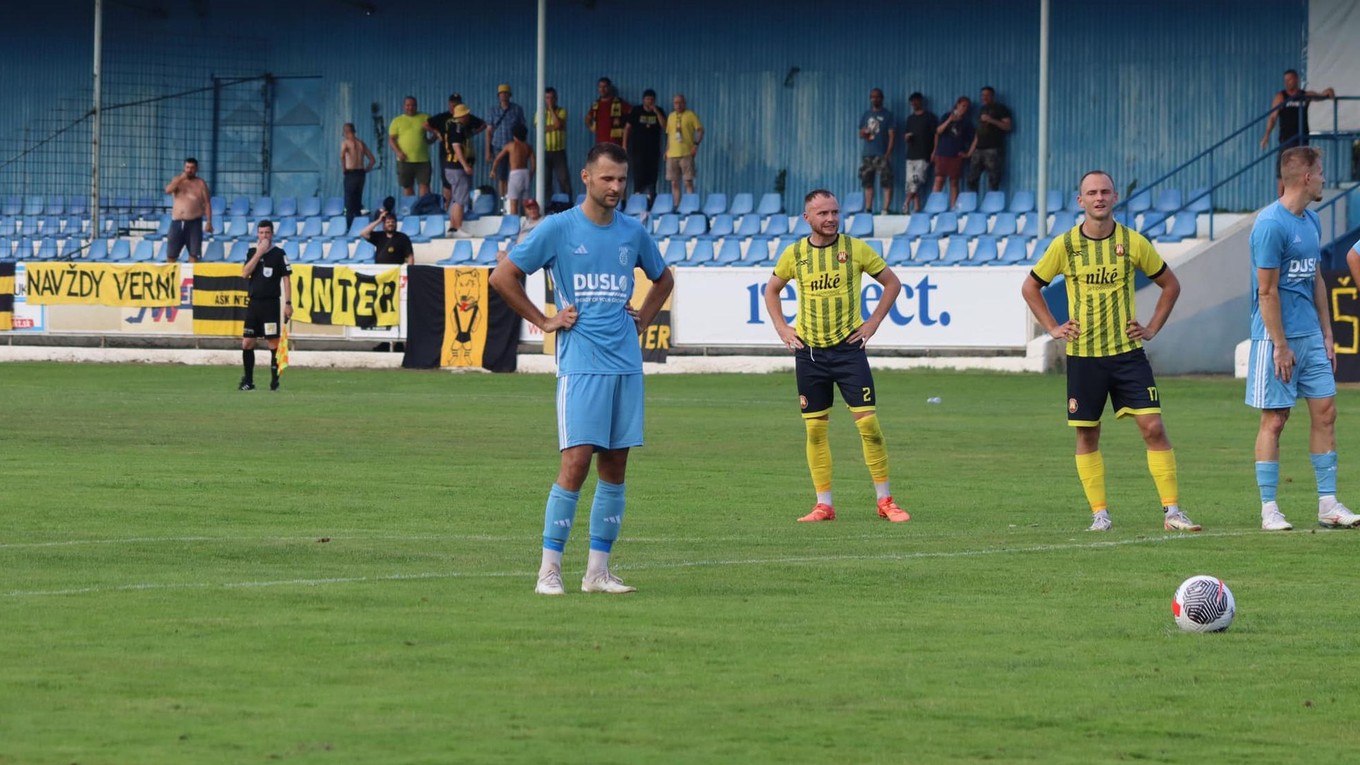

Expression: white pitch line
xmin=1 ymin=531 xmax=1253 ymax=599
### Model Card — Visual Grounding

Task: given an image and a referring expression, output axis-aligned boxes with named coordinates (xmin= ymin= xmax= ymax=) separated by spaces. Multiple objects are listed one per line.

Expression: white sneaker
xmin=1318 ymin=501 xmax=1360 ymax=528
xmin=1262 ymin=508 xmax=1293 ymax=531
xmin=1163 ymin=509 xmax=1202 ymax=532
xmin=534 ymin=568 xmax=566 ymax=596
xmin=1087 ymin=510 xmax=1112 ymax=532
xmin=581 ymin=569 xmax=637 ymax=594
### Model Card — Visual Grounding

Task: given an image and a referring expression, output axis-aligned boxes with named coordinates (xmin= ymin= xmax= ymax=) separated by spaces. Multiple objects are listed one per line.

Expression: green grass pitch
xmin=3 ymin=362 xmax=1359 ymax=764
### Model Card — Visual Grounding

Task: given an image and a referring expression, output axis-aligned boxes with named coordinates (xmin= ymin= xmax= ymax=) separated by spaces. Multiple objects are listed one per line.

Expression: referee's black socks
xmin=269 ymin=349 xmax=279 ymax=383
xmin=242 ymin=349 xmax=254 ymax=383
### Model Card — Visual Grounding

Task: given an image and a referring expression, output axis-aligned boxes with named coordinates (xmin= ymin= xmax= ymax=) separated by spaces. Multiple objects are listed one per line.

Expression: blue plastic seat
xmin=203 ymin=239 xmax=225 ymax=262
xmin=902 ymin=214 xmax=932 ymax=240
xmin=109 ymin=239 xmax=132 ymax=262
xmin=298 ymin=217 xmax=323 ymax=240
xmin=1185 ymin=187 xmax=1211 ymax=214
xmin=1008 ymin=190 xmax=1036 ymax=214
xmin=677 ymin=193 xmax=701 ymax=216
xmin=275 ymin=197 xmax=298 ymax=218
xmin=550 ymin=193 xmax=570 ymax=206
xmin=321 ymin=196 xmax=345 ymax=218
xmin=755 ymin=193 xmax=783 ymax=217
xmin=227 ymin=240 xmax=251 ymax=262
xmin=960 ymin=214 xmax=989 ymax=238
xmin=320 ymin=215 xmax=348 ymax=240
xmin=728 ymin=193 xmax=755 ymax=217
xmin=926 ymin=212 xmax=958 ymax=239
xmin=423 ymin=214 xmax=448 ymax=240
xmin=1113 ymin=211 xmax=1136 ymax=228
xmin=210 ymin=196 xmax=226 ymax=218
xmin=679 ymin=214 xmax=707 ymax=238
xmin=1140 ymin=211 xmax=1170 ymax=237
xmin=998 ymin=236 xmax=1029 ymax=265
xmin=84 ymin=238 xmax=109 ymax=261
xmin=845 ymin=213 xmax=873 ymax=239
xmin=763 ymin=215 xmax=790 ymax=237
xmin=937 ymin=237 xmax=970 ymax=265
xmin=865 ymin=239 xmax=885 ymax=258
xmin=134 ymin=197 xmax=157 ymax=218
xmin=840 ymin=191 xmax=865 ymax=216
xmin=1044 ymin=190 xmax=1065 ymax=214
xmin=300 ymin=240 xmax=326 ymax=263
xmin=1157 ymin=214 xmax=1199 ymax=243
xmin=23 ymin=196 xmax=43 ymax=216
xmin=145 ymin=214 xmax=172 ymax=241
xmin=914 ymin=238 xmax=941 ymax=264
xmin=253 ymin=196 xmax=274 ymax=217
xmin=923 ymin=192 xmax=950 ymax=215
xmin=326 ymin=240 xmax=351 ymax=262
xmin=67 ymin=196 xmax=89 ymax=216
xmin=971 ymin=236 xmax=1000 ymax=264
xmin=701 ymin=193 xmax=727 ymax=218
xmin=886 ymin=236 xmax=914 ymax=265
xmin=351 ymin=240 xmax=376 ymax=263
xmin=227 ymin=195 xmax=251 ymax=217
xmin=651 ymin=214 xmax=680 ymax=240
xmin=470 ymin=195 xmax=497 ymax=219
xmin=131 ymin=239 xmax=155 ymax=262
xmin=979 ymin=191 xmax=1006 ymax=215
xmin=493 ymin=216 xmax=521 ymax=240
xmin=1033 ymin=237 xmax=1054 ymax=264
xmin=35 ymin=237 xmax=60 ymax=260
xmin=711 ymin=238 xmax=744 ymax=266
xmin=398 ymin=216 xmax=422 ymax=242
xmin=701 ymin=214 xmax=734 ymax=240
xmin=298 ymin=197 xmax=322 ymax=217
xmin=2 ymin=196 xmax=21 ymax=216
xmin=1051 ymin=211 xmax=1077 ymax=233
xmin=663 ymin=238 xmax=689 ymax=266
xmin=282 ymin=240 xmax=300 ymax=261
xmin=733 ymin=214 xmax=763 ymax=238
xmin=687 ymin=239 xmax=715 ymax=266
xmin=990 ymin=211 xmax=1019 ymax=237
xmin=476 ymin=238 xmax=504 ymax=262
xmin=44 ymin=196 xmax=65 ymax=216
xmin=574 ymin=193 xmax=587 ymax=207
xmin=345 ymin=217 xmax=370 ymax=238
xmin=1125 ymin=189 xmax=1152 ymax=214
xmin=742 ymin=238 xmax=772 ymax=265
xmin=791 ymin=217 xmax=811 ymax=237
xmin=1019 ymin=213 xmax=1040 ymax=239
xmin=952 ymin=191 xmax=978 ymax=214
xmin=623 ymin=195 xmax=649 ymax=217
xmin=649 ymin=195 xmax=675 ymax=217
xmin=273 ymin=217 xmax=298 ymax=240
xmin=1154 ymin=188 xmax=1183 ymax=213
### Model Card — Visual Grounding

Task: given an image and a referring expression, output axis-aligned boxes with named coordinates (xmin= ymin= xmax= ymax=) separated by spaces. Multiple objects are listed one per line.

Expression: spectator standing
xmin=492 ymin=124 xmax=536 ymax=216
xmin=441 ymin=105 xmax=486 ymax=237
xmin=163 ymin=157 xmax=212 ymax=263
xmin=340 ymin=123 xmax=376 ymax=228
xmin=901 ymin=92 xmax=938 ymax=214
xmin=665 ymin=93 xmax=704 ymax=208
xmin=427 ymin=93 xmax=465 ymax=210
xmin=932 ymin=96 xmax=974 ymax=209
xmin=967 ymin=86 xmax=1013 ymax=192
xmin=388 ymin=96 xmax=433 ymax=198
xmin=539 ymin=87 xmax=572 ymax=199
xmin=1260 ymin=69 xmax=1335 ymax=194
xmin=858 ymin=88 xmax=896 ymax=215
xmin=485 ymin=84 xmax=527 ymax=203
xmin=623 ymin=89 xmax=666 ymax=204
xmin=360 ymin=207 xmax=414 ymax=266
xmin=587 ymin=77 xmax=631 ymax=145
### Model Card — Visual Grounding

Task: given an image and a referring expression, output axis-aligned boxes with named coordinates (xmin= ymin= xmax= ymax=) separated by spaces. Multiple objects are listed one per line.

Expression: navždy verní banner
xmin=23 ymin=263 xmax=180 ymax=307
xmin=289 ymin=265 xmax=400 ymax=328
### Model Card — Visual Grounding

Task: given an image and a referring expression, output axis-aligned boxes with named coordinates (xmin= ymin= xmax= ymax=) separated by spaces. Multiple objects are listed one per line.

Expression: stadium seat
xmin=926 ymin=212 xmax=958 ymax=239
xmin=679 ymin=214 xmax=707 ymax=238
xmin=550 ymin=193 xmax=570 ymax=207
xmin=733 ymin=214 xmax=763 ymax=238
xmin=728 ymin=192 xmax=755 ymax=217
xmin=144 ymin=214 xmax=172 ymax=241
xmin=971 ymin=236 xmax=1000 ymax=264
xmin=203 ymin=239 xmax=225 ymax=262
xmin=1033 ymin=237 xmax=1054 ymax=263
xmin=2 ymin=196 xmax=21 ymax=216
xmin=687 ymin=238 xmax=715 ymax=266
xmin=13 ymin=237 xmax=37 ymax=260
xmin=1157 ymin=214 xmax=1198 ymax=243
xmin=493 ymin=216 xmax=521 ymax=240
xmin=227 ymin=196 xmax=251 ymax=217
xmin=351 ymin=240 xmax=376 ymax=263
xmin=1044 ymin=190 xmax=1065 ymax=214
xmin=476 ymin=238 xmax=504 ymax=262
xmin=677 ymin=193 xmax=701 ymax=216
xmin=274 ymin=197 xmax=298 ymax=218
xmin=902 ymin=214 xmax=932 ymax=240
xmin=398 ymin=217 xmax=421 ymax=241
xmin=1019 ymin=213 xmax=1040 ymax=239
xmin=998 ymin=236 xmax=1029 ymax=265
xmin=1125 ymin=189 xmax=1152 ymax=214
xmin=253 ymin=196 xmax=274 ymax=217
xmin=841 ymin=191 xmax=866 ymax=216
xmin=914 ymin=238 xmax=941 ymax=264
xmin=886 ymin=236 xmax=913 ymax=265
xmin=1051 ymin=210 xmax=1077 ymax=233
xmin=345 ymin=217 xmax=369 ymax=238
xmin=701 ymin=213 xmax=734 ymax=240
xmin=959 ymin=214 xmax=989 ymax=238
xmin=663 ymin=238 xmax=689 ymax=266
xmin=574 ymin=193 xmax=587 ymax=207
xmin=227 ymin=240 xmax=251 ymax=262
xmin=711 ymin=238 xmax=744 ymax=266
xmin=623 ymin=195 xmax=649 ymax=218
xmin=35 ymin=237 xmax=59 ymax=260
xmin=866 ymin=239 xmax=885 ymax=258
xmin=130 ymin=240 xmax=155 ymax=262
xmin=62 ymin=214 xmax=85 ymax=235
xmin=282 ymin=240 xmax=300 ymax=261
xmin=938 ymin=237 xmax=969 ymax=266
xmin=651 ymin=214 xmax=680 ymax=240
xmin=1008 ymin=190 xmax=1036 ymax=214
xmin=953 ymin=191 xmax=978 ymax=214
xmin=1140 ymin=211 xmax=1169 ymax=237
xmin=321 ymin=196 xmax=345 ymax=218
xmin=134 ymin=197 xmax=158 ymax=218
xmin=755 ymin=192 xmax=782 ymax=217
xmin=1154 ymin=188 xmax=1183 ymax=213
xmin=845 ymin=213 xmax=873 ymax=239
xmin=649 ymin=195 xmax=675 ymax=217
xmin=67 ymin=196 xmax=89 ymax=216
xmin=210 ymin=196 xmax=226 ymax=218
xmin=298 ymin=217 xmax=323 ymax=240
xmin=298 ymin=197 xmax=322 ymax=218
xmin=326 ymin=240 xmax=351 ymax=262
xmin=1186 ymin=187 xmax=1211 ymax=213
xmin=221 ymin=215 xmax=251 ymax=240
xmin=0 ymin=237 xmax=12 ymax=261
xmin=701 ymin=193 xmax=728 ymax=218
xmin=791 ymin=217 xmax=811 ymax=237
xmin=23 ymin=196 xmax=43 ymax=216
xmin=742 ymin=238 xmax=772 ymax=266
xmin=39 ymin=215 xmax=61 ymax=234
xmin=990 ymin=211 xmax=1018 ymax=237
xmin=979 ymin=190 xmax=1006 ymax=215
xmin=471 ymin=194 xmax=497 ymax=219
xmin=300 ymin=240 xmax=326 ymax=263
xmin=109 ymin=239 xmax=132 ymax=262
xmin=320 ymin=215 xmax=348 ymax=240
xmin=922 ymin=192 xmax=949 ymax=215
xmin=1113 ymin=211 xmax=1136 ymax=228
xmin=78 ymin=238 xmax=106 ymax=261
xmin=44 ymin=196 xmax=65 ymax=216
xmin=273 ymin=217 xmax=298 ymax=239
xmin=763 ymin=215 xmax=790 ymax=237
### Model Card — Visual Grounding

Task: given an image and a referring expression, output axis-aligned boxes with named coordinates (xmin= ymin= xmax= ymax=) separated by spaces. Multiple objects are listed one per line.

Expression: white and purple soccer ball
xmin=1172 ymin=575 xmax=1236 ymax=633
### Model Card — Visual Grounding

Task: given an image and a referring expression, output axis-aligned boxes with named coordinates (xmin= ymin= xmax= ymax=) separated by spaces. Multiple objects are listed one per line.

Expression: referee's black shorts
xmin=794 ymin=338 xmax=877 ymax=418
xmin=243 ymin=298 xmax=281 ymax=339
xmin=1066 ymin=348 xmax=1161 ymax=426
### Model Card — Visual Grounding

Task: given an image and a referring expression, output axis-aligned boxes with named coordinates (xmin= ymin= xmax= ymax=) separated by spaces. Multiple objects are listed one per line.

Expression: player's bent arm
xmin=866 ymin=267 xmax=902 ymax=325
xmin=634 ymin=268 xmax=675 ymax=330
xmin=1256 ymin=267 xmax=1289 ymax=346
xmin=1312 ymin=270 xmax=1333 ymax=342
xmin=489 ymin=259 xmax=553 ymax=330
xmin=1144 ymin=266 xmax=1182 ymax=336
xmin=1020 ymin=274 xmax=1059 ymax=332
xmin=763 ymin=274 xmax=802 ymax=348
xmin=1347 ymin=249 xmax=1360 ymax=288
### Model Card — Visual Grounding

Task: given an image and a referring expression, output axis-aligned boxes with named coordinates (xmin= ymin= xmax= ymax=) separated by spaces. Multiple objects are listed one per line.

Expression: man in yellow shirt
xmin=665 ymin=93 xmax=704 ymax=207
xmin=388 ymin=96 xmax=433 ymax=197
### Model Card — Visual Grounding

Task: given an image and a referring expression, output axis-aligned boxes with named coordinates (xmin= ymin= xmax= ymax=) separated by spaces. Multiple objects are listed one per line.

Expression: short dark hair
xmin=870 ymin=88 xmax=883 ymax=98
xmin=343 ymin=122 xmax=355 ymax=132
xmin=185 ymin=157 xmax=198 ymax=165
xmin=512 ymin=123 xmax=527 ymax=141
xmin=804 ymin=188 xmax=835 ymax=205
xmin=448 ymin=93 xmax=462 ymax=103
xmin=642 ymin=88 xmax=656 ymax=99
xmin=981 ymin=86 xmax=996 ymax=96
xmin=585 ymin=142 xmax=628 ymax=168
xmin=1078 ymin=170 xmax=1113 ymax=191
xmin=598 ymin=77 xmax=612 ymax=86
xmin=257 ymin=219 xmax=274 ymax=231
xmin=544 ymin=87 xmax=556 ymax=96
xmin=1284 ymin=68 xmax=1300 ymax=78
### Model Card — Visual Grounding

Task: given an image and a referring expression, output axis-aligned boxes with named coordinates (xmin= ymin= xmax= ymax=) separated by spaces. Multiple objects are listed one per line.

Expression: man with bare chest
xmin=341 ymin=123 xmax=376 ymax=227
xmin=164 ymin=157 xmax=213 ymax=263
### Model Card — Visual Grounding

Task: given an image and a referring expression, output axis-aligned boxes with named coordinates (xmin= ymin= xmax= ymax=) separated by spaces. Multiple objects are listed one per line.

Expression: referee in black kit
xmin=239 ymin=219 xmax=293 ymax=391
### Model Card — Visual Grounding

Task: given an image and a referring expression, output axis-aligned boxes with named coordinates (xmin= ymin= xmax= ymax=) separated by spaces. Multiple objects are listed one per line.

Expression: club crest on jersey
xmin=1068 ymin=397 xmax=1078 ymax=413
xmin=1115 ymin=244 xmax=1126 ymax=257
xmin=837 ymin=251 xmax=848 ymax=263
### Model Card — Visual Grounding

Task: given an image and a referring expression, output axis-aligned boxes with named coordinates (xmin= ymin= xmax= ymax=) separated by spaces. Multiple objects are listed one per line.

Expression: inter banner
xmin=0 ymin=262 xmax=14 ymax=331
xmin=542 ymin=267 xmax=672 ymax=363
xmin=403 ymin=265 xmax=520 ymax=372
xmin=290 ymin=265 xmax=399 ymax=328
xmin=24 ymin=262 xmax=180 ymax=307
xmin=192 ymin=263 xmax=249 ymax=336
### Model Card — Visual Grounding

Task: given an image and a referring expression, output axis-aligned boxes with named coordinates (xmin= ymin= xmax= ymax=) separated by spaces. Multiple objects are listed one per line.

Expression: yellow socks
xmin=1146 ymin=449 xmax=1179 ymax=507
xmin=854 ymin=414 xmax=890 ymax=484
xmin=805 ymin=418 xmax=833 ymax=500
xmin=1075 ymin=451 xmax=1107 ymax=513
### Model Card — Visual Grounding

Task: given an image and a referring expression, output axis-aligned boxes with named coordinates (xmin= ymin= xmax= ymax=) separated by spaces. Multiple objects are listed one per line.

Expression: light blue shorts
xmin=557 ymin=373 xmax=645 ymax=451
xmin=1245 ymin=335 xmax=1336 ymax=409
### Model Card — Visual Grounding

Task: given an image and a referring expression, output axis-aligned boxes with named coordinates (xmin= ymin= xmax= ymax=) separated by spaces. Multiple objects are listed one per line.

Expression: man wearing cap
xmin=901 ymin=92 xmax=938 ymax=214
xmin=623 ymin=89 xmax=666 ymax=204
xmin=486 ymin=84 xmax=527 ymax=202
xmin=427 ymin=94 xmax=466 ymax=210
xmin=443 ymin=104 xmax=486 ymax=236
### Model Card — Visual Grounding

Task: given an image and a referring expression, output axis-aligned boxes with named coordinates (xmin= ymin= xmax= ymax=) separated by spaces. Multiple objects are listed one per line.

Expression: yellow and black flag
xmin=0 ymin=262 xmax=14 ymax=331
xmin=632 ymin=267 xmax=673 ymax=363
xmin=403 ymin=265 xmax=521 ymax=372
xmin=192 ymin=263 xmax=249 ymax=336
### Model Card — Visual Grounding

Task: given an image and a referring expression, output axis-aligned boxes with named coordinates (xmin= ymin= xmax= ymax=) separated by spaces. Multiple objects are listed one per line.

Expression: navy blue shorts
xmin=794 ymin=339 xmax=877 ymax=418
xmin=1066 ymin=348 xmax=1160 ymax=426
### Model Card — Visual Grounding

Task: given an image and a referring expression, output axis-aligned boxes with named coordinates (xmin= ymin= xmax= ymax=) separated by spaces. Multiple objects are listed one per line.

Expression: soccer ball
xmin=1172 ymin=575 xmax=1235 ymax=632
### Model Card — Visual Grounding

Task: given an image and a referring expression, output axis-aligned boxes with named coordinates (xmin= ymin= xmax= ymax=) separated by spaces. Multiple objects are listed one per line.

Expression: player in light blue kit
xmin=1247 ymin=146 xmax=1360 ymax=531
xmin=490 ymin=142 xmax=675 ymax=595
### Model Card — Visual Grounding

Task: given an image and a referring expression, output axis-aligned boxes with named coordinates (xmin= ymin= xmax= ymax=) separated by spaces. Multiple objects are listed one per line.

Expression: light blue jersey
xmin=1249 ymin=201 xmax=1322 ymax=339
xmin=510 ymin=207 xmax=666 ymax=375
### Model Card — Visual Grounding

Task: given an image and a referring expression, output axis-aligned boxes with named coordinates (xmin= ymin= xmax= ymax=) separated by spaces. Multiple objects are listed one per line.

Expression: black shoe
xmin=373 ymin=342 xmax=391 ymax=352
xmin=238 ymin=379 xmax=255 ymax=391
xmin=270 ymin=378 xmax=280 ymax=391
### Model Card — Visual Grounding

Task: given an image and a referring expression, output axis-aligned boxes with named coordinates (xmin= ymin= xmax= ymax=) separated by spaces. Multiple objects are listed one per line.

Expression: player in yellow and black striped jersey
xmin=1022 ymin=170 xmax=1199 ymax=533
xmin=764 ymin=189 xmax=911 ymax=525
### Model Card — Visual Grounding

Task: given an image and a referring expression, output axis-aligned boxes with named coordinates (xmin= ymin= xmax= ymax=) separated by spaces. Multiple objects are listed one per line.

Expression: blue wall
xmin=0 ymin=0 xmax=1308 ymax=212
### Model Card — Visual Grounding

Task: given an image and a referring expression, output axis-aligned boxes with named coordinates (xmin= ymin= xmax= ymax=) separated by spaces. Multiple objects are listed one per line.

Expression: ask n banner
xmin=290 ymin=265 xmax=400 ymax=328
xmin=191 ymin=263 xmax=248 ymax=336
xmin=24 ymin=263 xmax=180 ymax=307
xmin=403 ymin=265 xmax=520 ymax=372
